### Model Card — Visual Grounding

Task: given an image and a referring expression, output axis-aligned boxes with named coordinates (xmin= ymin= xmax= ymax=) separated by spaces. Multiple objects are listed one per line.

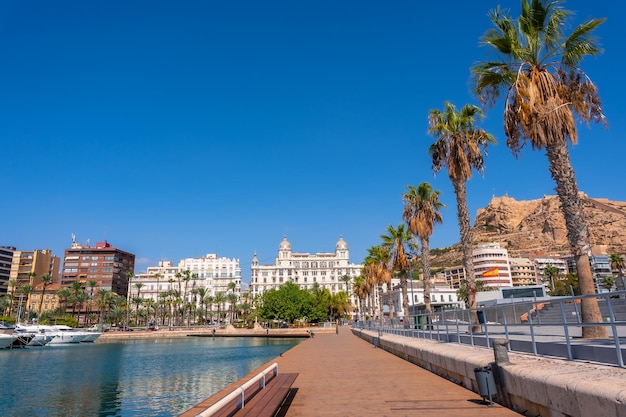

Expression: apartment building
xmin=508 ymin=257 xmax=538 ymax=286
xmin=9 ymin=249 xmax=60 ymax=288
xmin=0 ymin=246 xmax=14 ymax=294
xmin=61 ymin=240 xmax=135 ymax=297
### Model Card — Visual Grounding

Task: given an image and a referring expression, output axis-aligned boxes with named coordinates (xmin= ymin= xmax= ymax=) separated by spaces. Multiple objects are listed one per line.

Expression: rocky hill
xmin=431 ymin=194 xmax=626 ymax=267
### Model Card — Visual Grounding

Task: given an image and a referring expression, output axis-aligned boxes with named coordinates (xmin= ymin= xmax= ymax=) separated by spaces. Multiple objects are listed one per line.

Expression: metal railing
xmin=196 ymin=362 xmax=279 ymax=417
xmin=355 ymin=291 xmax=626 ymax=367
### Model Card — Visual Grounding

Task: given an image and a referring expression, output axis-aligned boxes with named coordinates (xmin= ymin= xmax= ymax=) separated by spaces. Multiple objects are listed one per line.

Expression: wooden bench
xmin=210 ymin=372 xmax=298 ymax=417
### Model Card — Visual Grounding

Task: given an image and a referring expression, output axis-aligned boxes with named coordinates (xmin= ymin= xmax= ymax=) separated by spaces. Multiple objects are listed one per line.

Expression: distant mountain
xmin=431 ymin=194 xmax=626 ymax=268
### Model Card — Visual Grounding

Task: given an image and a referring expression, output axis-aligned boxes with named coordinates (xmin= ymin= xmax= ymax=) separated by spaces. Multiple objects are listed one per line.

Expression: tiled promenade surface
xmin=181 ymin=326 xmax=521 ymax=417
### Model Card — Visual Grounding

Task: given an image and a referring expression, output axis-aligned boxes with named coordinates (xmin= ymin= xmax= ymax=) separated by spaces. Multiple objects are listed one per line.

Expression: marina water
xmin=0 ymin=336 xmax=301 ymax=416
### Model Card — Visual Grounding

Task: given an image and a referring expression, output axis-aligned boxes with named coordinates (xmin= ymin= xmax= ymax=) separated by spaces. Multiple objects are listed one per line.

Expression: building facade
xmin=178 ymin=253 xmax=242 ymax=296
xmin=472 ymin=243 xmax=513 ymax=288
xmin=61 ymin=240 xmax=135 ymax=297
xmin=0 ymin=246 xmax=15 ymax=294
xmin=9 ymin=249 xmax=60 ymax=288
xmin=249 ymin=236 xmax=362 ymax=301
xmin=508 ymin=257 xmax=538 ymax=287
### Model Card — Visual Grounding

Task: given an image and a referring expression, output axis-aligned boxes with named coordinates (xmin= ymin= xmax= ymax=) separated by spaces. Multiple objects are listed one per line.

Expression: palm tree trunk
xmin=386 ymin=282 xmax=393 ymax=321
xmin=546 ymin=143 xmax=606 ymax=338
xmin=400 ymin=271 xmax=409 ymax=328
xmin=453 ymin=179 xmax=480 ymax=331
xmin=38 ymin=286 xmax=47 ymax=316
xmin=421 ymin=239 xmax=432 ymax=315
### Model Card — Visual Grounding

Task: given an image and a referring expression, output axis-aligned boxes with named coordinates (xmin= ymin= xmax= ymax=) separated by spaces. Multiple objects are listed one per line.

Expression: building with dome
xmin=249 ymin=236 xmax=362 ymax=303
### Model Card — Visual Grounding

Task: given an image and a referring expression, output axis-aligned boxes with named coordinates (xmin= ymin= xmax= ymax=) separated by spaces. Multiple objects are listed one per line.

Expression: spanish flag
xmin=482 ymin=267 xmax=499 ymax=278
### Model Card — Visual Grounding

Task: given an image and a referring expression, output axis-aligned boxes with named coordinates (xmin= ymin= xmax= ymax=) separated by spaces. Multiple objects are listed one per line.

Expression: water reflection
xmin=0 ymin=337 xmax=300 ymax=416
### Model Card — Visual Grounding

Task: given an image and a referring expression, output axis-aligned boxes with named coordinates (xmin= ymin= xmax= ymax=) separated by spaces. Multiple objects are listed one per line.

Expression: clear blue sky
xmin=1 ymin=1 xmax=624 ymax=280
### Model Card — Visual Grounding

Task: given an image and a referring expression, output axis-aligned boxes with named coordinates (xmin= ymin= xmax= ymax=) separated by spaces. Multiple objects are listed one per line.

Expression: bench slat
xmin=237 ymin=373 xmax=298 ymax=417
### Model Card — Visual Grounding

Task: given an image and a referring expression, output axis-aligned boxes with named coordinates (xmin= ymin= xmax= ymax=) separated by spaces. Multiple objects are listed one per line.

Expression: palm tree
xmin=56 ymin=287 xmax=71 ymax=314
xmin=543 ymin=264 xmax=560 ymax=293
xmin=134 ymin=282 xmax=145 ymax=325
xmin=380 ymin=224 xmax=413 ymax=326
xmin=472 ymin=0 xmax=607 ymax=338
xmin=152 ymin=273 xmax=162 ymax=325
xmin=6 ymin=279 xmax=18 ymax=317
xmin=37 ymin=274 xmax=54 ymax=317
xmin=609 ymin=254 xmax=625 ymax=291
xmin=403 ymin=183 xmax=444 ymax=316
xmin=204 ymin=295 xmax=215 ymax=324
xmin=428 ymin=101 xmax=494 ymax=323
xmin=18 ymin=284 xmax=33 ymax=322
xmin=227 ymin=292 xmax=239 ymax=324
xmin=363 ymin=245 xmax=392 ymax=323
xmin=194 ymin=287 xmax=207 ymax=322
xmin=352 ymin=275 xmax=370 ymax=321
xmin=214 ymin=292 xmax=227 ymax=325
xmin=87 ymin=280 xmax=97 ymax=316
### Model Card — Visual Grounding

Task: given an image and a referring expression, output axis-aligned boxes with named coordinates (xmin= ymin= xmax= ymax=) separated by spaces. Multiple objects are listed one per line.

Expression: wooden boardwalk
xmin=181 ymin=326 xmax=521 ymax=417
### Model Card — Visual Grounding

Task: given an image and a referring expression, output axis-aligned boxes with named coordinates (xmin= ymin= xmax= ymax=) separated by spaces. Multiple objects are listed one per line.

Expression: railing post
xmin=558 ymin=299 xmax=573 ymax=361
xmin=604 ymin=293 xmax=624 ymax=368
xmin=525 ymin=303 xmax=538 ymax=356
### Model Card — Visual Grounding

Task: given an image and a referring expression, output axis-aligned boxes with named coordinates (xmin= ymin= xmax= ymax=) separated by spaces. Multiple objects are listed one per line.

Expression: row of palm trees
xmin=354 ymin=0 xmax=609 ymax=338
xmin=1 ymin=272 xmax=251 ymax=329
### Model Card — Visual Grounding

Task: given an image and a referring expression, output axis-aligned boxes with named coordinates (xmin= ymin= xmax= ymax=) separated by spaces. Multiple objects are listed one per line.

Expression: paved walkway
xmin=182 ymin=326 xmax=521 ymax=417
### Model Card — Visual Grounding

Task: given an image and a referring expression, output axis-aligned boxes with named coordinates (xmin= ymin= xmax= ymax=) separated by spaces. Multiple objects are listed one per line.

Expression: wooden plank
xmin=238 ymin=373 xmax=298 ymax=417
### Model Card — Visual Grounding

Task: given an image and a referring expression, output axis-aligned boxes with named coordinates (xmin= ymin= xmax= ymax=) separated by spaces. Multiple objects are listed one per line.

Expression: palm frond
xmin=562 ymin=18 xmax=605 ymax=66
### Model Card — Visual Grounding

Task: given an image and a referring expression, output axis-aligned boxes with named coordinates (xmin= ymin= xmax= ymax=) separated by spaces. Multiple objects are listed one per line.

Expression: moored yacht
xmin=0 ymin=334 xmax=17 ymax=349
xmin=13 ymin=325 xmax=55 ymax=346
xmin=15 ymin=324 xmax=87 ymax=344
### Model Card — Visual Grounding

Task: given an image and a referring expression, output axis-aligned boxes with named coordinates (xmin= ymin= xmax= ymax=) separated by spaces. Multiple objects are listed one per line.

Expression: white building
xmin=473 ymin=243 xmax=513 ymax=288
xmin=132 ymin=261 xmax=182 ymax=302
xmin=131 ymin=254 xmax=242 ymax=304
xmin=249 ymin=236 xmax=362 ymax=302
xmin=178 ymin=253 xmax=242 ymax=296
xmin=390 ymin=281 xmax=464 ymax=319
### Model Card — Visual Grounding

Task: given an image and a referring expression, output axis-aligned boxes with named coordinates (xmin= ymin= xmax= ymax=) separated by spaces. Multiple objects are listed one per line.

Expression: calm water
xmin=0 ymin=336 xmax=301 ymax=417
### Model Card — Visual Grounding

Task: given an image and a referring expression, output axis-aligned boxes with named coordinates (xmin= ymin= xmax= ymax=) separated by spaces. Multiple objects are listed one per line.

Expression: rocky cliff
xmin=431 ymin=194 xmax=626 ymax=267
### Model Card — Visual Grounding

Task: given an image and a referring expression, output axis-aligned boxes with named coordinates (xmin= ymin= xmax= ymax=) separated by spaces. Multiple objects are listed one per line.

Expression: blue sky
xmin=1 ymin=1 xmax=624 ymax=280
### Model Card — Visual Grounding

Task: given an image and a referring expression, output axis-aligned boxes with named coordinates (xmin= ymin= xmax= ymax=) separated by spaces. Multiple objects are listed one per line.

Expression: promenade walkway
xmin=182 ymin=326 xmax=521 ymax=417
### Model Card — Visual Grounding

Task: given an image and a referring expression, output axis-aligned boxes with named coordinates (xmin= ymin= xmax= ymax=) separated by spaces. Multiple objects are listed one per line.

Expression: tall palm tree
xmin=380 ymin=224 xmax=413 ymax=325
xmin=37 ymin=274 xmax=54 ymax=316
xmin=56 ymin=287 xmax=71 ymax=314
xmin=227 ymin=292 xmax=239 ymax=324
xmin=472 ymin=0 xmax=607 ymax=338
xmin=204 ymin=295 xmax=215 ymax=324
xmin=403 ymin=183 xmax=444 ymax=315
xmin=195 ymin=287 xmax=207 ymax=323
xmin=87 ymin=280 xmax=97 ymax=316
xmin=134 ymin=282 xmax=145 ymax=325
xmin=363 ymin=245 xmax=392 ymax=323
xmin=152 ymin=273 xmax=162 ymax=325
xmin=428 ymin=101 xmax=494 ymax=321
xmin=214 ymin=292 xmax=227 ymax=325
xmin=352 ymin=275 xmax=370 ymax=321
xmin=6 ymin=279 xmax=18 ymax=317
xmin=18 ymin=284 xmax=33 ymax=322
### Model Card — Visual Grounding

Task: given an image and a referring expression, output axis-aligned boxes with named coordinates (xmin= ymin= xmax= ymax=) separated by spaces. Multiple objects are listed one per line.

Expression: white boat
xmin=15 ymin=324 xmax=87 ymax=344
xmin=13 ymin=326 xmax=54 ymax=346
xmin=47 ymin=325 xmax=89 ymax=344
xmin=0 ymin=334 xmax=17 ymax=349
xmin=81 ymin=331 xmax=102 ymax=343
